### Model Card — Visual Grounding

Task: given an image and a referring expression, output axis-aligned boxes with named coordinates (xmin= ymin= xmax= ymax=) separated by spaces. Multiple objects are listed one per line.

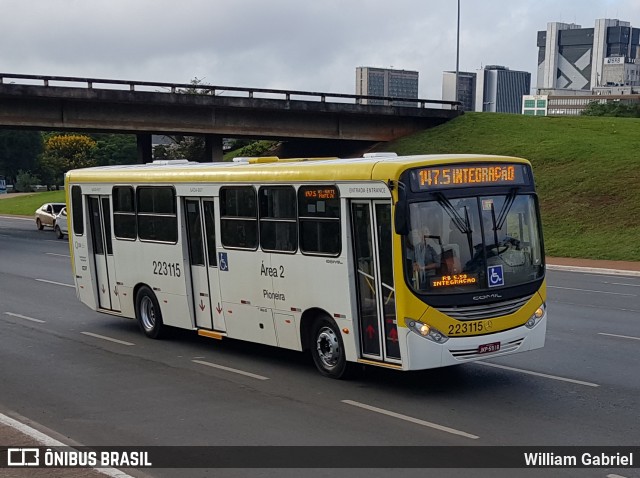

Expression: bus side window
xmin=259 ymin=186 xmax=297 ymax=253
xmin=297 ymin=185 xmax=341 ymax=256
xmin=220 ymin=186 xmax=258 ymax=250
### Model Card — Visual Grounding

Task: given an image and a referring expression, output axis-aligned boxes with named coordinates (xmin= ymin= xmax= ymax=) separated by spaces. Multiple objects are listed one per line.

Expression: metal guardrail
xmin=0 ymin=73 xmax=461 ymax=110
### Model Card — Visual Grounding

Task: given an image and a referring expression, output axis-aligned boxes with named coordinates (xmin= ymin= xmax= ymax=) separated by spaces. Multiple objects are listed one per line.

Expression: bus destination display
xmin=411 ymin=164 xmax=529 ymax=191
xmin=303 ymin=187 xmax=337 ymax=200
xmin=430 ymin=273 xmax=479 ymax=289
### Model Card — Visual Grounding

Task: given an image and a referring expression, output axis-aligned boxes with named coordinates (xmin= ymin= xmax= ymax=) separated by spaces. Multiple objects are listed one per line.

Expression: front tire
xmin=311 ymin=316 xmax=350 ymax=379
xmin=55 ymin=225 xmax=63 ymax=239
xmin=36 ymin=218 xmax=43 ymax=230
xmin=135 ymin=286 xmax=166 ymax=339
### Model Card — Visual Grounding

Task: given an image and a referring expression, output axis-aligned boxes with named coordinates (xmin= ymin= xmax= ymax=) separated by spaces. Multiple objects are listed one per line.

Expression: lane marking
xmin=603 ymin=281 xmax=640 ymax=288
xmin=4 ymin=312 xmax=46 ymax=323
xmin=478 ymin=362 xmax=599 ymax=387
xmin=0 ymin=215 xmax=32 ymax=221
xmin=342 ymin=399 xmax=479 ymax=440
xmin=81 ymin=331 xmax=135 ymax=346
xmin=192 ymin=359 xmax=269 ymax=381
xmin=0 ymin=412 xmax=135 ymax=478
xmin=35 ymin=278 xmax=74 ymax=288
xmin=46 ymin=252 xmax=71 ymax=258
xmin=547 ymin=264 xmax=640 ymax=278
xmin=548 ymin=285 xmax=635 ymax=297
xmin=607 ymin=474 xmax=629 ymax=478
xmin=598 ymin=332 xmax=640 ymax=342
xmin=552 ymin=300 xmax=639 ymax=314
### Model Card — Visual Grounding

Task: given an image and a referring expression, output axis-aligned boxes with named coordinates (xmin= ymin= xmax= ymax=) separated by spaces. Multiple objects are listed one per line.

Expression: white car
xmin=54 ymin=207 xmax=68 ymax=239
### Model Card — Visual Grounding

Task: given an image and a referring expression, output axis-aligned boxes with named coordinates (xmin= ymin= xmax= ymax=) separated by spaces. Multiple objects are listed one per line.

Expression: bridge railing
xmin=0 ymin=73 xmax=461 ymax=110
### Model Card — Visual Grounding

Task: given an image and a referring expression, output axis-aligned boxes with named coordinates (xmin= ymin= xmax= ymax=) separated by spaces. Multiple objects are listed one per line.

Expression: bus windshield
xmin=405 ymin=193 xmax=543 ymax=294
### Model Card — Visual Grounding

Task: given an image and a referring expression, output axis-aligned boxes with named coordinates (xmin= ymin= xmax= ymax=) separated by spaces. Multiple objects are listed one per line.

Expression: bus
xmin=65 ymin=153 xmax=546 ymax=378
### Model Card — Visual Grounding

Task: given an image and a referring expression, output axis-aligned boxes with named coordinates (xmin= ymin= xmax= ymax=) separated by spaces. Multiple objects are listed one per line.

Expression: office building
xmin=523 ymin=89 xmax=640 ymax=116
xmin=355 ymin=67 xmax=419 ymax=106
xmin=442 ymin=71 xmax=476 ymax=111
xmin=537 ymin=19 xmax=640 ymax=91
xmin=475 ymin=65 xmax=531 ymax=113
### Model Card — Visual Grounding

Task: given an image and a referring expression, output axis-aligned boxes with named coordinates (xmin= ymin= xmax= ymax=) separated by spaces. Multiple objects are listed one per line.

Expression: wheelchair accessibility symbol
xmin=219 ymin=252 xmax=229 ymax=271
xmin=487 ymin=265 xmax=504 ymax=288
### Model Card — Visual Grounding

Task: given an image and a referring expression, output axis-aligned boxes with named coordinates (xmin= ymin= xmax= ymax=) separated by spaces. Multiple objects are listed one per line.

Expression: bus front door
xmin=351 ymin=200 xmax=400 ymax=364
xmin=185 ymin=198 xmax=226 ymax=332
xmin=88 ymin=195 xmax=120 ymax=312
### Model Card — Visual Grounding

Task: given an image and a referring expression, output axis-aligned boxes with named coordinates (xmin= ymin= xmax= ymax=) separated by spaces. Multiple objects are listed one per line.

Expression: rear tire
xmin=310 ymin=316 xmax=351 ymax=379
xmin=36 ymin=218 xmax=43 ymax=230
xmin=55 ymin=225 xmax=64 ymax=239
xmin=135 ymin=286 xmax=166 ymax=339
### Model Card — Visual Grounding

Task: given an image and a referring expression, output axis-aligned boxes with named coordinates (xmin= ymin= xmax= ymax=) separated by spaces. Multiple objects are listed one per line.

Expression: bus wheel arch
xmin=302 ymin=309 xmax=351 ymax=379
xmin=134 ymin=284 xmax=166 ymax=339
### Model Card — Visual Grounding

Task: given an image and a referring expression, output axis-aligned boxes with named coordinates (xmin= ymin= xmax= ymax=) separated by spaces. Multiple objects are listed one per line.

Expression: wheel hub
xmin=140 ymin=296 xmax=156 ymax=331
xmin=316 ymin=327 xmax=340 ymax=368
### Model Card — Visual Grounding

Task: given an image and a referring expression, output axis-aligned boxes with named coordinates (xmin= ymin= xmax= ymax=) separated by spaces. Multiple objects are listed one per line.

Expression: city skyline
xmin=1 ymin=1 xmax=639 ymax=101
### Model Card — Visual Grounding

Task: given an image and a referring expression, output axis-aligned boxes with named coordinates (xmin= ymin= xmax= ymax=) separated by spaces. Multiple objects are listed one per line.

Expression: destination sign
xmin=430 ymin=273 xmax=479 ymax=288
xmin=410 ymin=164 xmax=529 ymax=191
xmin=304 ymin=187 xmax=337 ymax=200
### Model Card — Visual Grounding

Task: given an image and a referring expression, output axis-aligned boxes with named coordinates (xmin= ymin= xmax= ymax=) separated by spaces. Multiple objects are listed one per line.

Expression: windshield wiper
xmin=488 ymin=188 xmax=520 ymax=254
xmin=436 ymin=193 xmax=474 ymax=256
xmin=495 ymin=188 xmax=518 ymax=231
xmin=435 ymin=193 xmax=471 ymax=234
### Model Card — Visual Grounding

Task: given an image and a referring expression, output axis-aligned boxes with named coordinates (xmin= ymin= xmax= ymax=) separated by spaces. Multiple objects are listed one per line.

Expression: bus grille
xmin=449 ymin=338 xmax=524 ymax=360
xmin=437 ymin=295 xmax=533 ymax=321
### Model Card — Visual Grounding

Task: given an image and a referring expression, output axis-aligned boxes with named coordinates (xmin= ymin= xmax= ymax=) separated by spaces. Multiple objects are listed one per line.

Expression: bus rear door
xmin=185 ymin=198 xmax=226 ymax=332
xmin=87 ymin=195 xmax=121 ymax=312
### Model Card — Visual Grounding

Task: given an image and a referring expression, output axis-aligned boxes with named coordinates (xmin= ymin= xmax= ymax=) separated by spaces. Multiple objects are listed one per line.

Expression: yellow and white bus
xmin=65 ymin=153 xmax=546 ymax=378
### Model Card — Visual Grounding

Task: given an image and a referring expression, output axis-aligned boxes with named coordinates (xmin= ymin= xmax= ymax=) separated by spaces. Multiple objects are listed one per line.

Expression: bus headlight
xmin=406 ymin=319 xmax=449 ymax=344
xmin=525 ymin=303 xmax=546 ymax=329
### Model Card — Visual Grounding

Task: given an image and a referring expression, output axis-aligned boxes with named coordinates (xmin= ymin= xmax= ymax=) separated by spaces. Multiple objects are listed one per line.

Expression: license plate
xmin=478 ymin=342 xmax=500 ymax=354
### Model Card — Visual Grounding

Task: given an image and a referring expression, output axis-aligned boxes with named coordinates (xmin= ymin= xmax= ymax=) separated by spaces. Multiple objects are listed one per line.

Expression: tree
xmin=38 ymin=134 xmax=97 ymax=188
xmin=581 ymin=101 xmax=640 ymax=117
xmin=90 ymin=134 xmax=137 ymax=166
xmin=167 ymin=77 xmax=215 ymax=162
xmin=0 ymin=130 xmax=44 ymax=183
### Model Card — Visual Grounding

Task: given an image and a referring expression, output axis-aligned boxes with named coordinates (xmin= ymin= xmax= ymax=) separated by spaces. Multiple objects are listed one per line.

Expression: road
xmin=0 ymin=215 xmax=638 ymax=478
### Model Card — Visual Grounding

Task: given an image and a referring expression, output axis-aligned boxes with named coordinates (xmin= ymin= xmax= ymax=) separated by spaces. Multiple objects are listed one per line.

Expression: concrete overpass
xmin=0 ymin=73 xmax=462 ymax=162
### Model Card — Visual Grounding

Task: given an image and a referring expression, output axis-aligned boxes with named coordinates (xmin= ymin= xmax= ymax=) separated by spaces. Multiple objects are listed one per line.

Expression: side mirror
xmin=394 ymin=200 xmax=408 ymax=236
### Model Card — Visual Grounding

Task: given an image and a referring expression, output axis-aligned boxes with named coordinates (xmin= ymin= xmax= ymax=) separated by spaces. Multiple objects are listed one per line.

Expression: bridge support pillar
xmin=204 ymin=135 xmax=223 ymax=162
xmin=137 ymin=133 xmax=153 ymax=164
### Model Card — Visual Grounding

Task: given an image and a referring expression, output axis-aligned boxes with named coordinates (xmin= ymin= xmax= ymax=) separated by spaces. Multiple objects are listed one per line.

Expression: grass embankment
xmin=0 ymin=190 xmax=65 ymax=216
xmin=2 ymin=114 xmax=638 ymax=261
xmin=376 ymin=112 xmax=640 ymax=261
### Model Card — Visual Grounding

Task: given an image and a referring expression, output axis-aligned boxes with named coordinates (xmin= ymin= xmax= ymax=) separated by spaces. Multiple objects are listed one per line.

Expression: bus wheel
xmin=311 ymin=316 xmax=349 ymax=379
xmin=135 ymin=286 xmax=165 ymax=339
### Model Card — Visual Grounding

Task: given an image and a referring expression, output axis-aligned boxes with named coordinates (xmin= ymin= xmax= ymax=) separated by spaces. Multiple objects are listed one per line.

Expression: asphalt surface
xmin=0 ymin=214 xmax=639 ymax=478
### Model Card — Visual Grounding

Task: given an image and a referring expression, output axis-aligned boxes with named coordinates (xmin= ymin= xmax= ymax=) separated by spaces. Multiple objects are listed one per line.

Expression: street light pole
xmin=455 ymin=0 xmax=460 ymax=104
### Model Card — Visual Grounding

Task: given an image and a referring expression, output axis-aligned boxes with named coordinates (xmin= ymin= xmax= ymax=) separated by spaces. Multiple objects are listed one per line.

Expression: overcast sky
xmin=2 ymin=0 xmax=639 ymax=100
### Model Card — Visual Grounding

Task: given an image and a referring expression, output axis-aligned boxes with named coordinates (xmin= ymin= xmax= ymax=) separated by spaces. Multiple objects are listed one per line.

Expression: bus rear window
xmin=71 ymin=185 xmax=84 ymax=235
